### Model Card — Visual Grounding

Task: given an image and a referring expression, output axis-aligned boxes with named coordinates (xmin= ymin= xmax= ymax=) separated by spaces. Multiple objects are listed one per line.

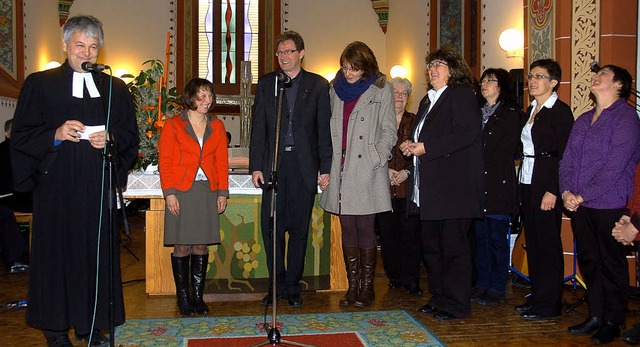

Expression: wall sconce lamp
xmin=390 ymin=65 xmax=407 ymax=79
xmin=44 ymin=61 xmax=61 ymax=70
xmin=325 ymin=71 xmax=336 ymax=82
xmin=115 ymin=68 xmax=135 ymax=82
xmin=498 ymin=29 xmax=524 ymax=58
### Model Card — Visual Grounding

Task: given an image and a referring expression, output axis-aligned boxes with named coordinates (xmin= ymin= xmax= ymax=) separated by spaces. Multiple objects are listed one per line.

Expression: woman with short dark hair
xmin=159 ymin=78 xmax=229 ymax=316
xmin=560 ymin=64 xmax=640 ymax=343
xmin=515 ymin=59 xmax=574 ymax=321
xmin=472 ymin=68 xmax=524 ymax=306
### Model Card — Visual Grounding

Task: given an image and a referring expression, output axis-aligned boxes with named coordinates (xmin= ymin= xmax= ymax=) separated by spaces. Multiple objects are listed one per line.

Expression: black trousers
xmin=260 ymin=151 xmax=315 ymax=296
xmin=0 ymin=204 xmax=28 ymax=266
xmin=571 ymin=206 xmax=628 ymax=323
xmin=421 ymin=218 xmax=473 ymax=318
xmin=377 ymin=197 xmax=421 ymax=285
xmin=520 ymin=184 xmax=563 ymax=316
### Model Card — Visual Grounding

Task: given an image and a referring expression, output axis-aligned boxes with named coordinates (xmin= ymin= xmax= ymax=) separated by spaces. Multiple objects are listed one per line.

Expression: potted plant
xmin=128 ymin=59 xmax=182 ymax=171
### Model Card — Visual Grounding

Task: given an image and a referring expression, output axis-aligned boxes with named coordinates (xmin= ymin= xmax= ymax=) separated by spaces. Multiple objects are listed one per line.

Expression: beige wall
xmin=287 ymin=0 xmax=429 ymax=113
xmin=23 ymin=0 xmax=173 ymax=79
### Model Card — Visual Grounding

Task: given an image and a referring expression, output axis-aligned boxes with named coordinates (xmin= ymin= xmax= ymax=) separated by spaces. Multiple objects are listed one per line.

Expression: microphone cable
xmin=88 ymin=66 xmax=115 ymax=345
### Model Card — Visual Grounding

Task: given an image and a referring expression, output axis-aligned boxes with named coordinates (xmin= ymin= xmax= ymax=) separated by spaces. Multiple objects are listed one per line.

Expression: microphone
xmin=81 ymin=62 xmax=110 ymax=72
xmin=590 ymin=61 xmax=601 ymax=73
xmin=276 ymin=72 xmax=292 ymax=86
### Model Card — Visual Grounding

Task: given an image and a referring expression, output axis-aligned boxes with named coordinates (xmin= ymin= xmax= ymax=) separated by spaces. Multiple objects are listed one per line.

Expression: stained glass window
xmin=198 ymin=0 xmax=259 ymax=88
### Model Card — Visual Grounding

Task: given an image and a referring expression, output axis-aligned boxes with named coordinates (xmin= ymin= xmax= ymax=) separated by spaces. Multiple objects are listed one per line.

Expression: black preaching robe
xmin=11 ymin=61 xmax=139 ymax=333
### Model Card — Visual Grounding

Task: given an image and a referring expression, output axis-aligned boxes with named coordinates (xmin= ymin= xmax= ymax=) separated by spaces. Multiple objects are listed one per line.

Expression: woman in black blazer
xmin=516 ymin=59 xmax=574 ymax=320
xmin=472 ymin=68 xmax=524 ymax=306
xmin=400 ymin=48 xmax=483 ymax=321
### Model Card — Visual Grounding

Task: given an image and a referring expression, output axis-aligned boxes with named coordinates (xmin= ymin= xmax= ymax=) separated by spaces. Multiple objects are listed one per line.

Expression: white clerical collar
xmin=72 ymin=71 xmax=101 ymax=99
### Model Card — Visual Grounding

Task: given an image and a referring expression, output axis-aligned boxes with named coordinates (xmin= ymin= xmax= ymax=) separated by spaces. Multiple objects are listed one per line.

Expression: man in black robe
xmin=11 ymin=15 xmax=139 ymax=347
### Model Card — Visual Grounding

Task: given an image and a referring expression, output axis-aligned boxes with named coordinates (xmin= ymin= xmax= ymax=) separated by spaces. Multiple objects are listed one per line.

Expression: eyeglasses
xmin=427 ymin=60 xmax=448 ymax=69
xmin=526 ymin=74 xmax=551 ymax=81
xmin=393 ymin=90 xmax=409 ymax=97
xmin=275 ymin=49 xmax=298 ymax=57
xmin=479 ymin=79 xmax=498 ymax=86
xmin=341 ymin=65 xmax=360 ymax=73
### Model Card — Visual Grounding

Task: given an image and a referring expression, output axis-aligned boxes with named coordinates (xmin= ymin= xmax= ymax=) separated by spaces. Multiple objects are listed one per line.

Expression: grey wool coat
xmin=320 ymin=75 xmax=397 ymax=215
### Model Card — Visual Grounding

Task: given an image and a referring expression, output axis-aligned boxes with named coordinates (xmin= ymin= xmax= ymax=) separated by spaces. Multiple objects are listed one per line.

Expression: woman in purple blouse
xmin=559 ymin=64 xmax=640 ymax=344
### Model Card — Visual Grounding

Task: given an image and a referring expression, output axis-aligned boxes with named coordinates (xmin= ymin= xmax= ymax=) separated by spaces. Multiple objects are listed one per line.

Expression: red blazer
xmin=158 ymin=111 xmax=229 ymax=197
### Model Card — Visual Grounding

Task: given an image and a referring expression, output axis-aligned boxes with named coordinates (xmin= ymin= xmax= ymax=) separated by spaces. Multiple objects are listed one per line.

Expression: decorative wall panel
xmin=571 ymin=0 xmax=599 ymax=116
xmin=528 ymin=0 xmax=554 ymax=62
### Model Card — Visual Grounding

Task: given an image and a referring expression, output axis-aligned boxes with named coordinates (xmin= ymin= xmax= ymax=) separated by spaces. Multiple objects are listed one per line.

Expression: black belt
xmin=523 ymin=151 xmax=557 ymax=159
xmin=284 ymin=146 xmax=295 ymax=152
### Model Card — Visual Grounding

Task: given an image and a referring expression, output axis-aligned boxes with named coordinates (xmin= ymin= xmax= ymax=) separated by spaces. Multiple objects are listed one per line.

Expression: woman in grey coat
xmin=320 ymin=41 xmax=396 ymax=308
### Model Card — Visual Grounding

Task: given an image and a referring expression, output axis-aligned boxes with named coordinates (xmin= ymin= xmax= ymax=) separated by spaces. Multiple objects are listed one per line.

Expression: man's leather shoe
xmin=521 ymin=309 xmax=560 ymax=321
xmin=433 ymin=311 xmax=457 ymax=321
xmin=470 ymin=286 xmax=486 ymax=302
xmin=568 ymin=316 xmax=601 ymax=335
xmin=9 ymin=261 xmax=29 ymax=273
xmin=477 ymin=291 xmax=505 ymax=306
xmin=261 ymin=293 xmax=287 ymax=307
xmin=418 ymin=304 xmax=438 ymax=314
xmin=76 ymin=329 xmax=109 ymax=347
xmin=388 ymin=280 xmax=402 ymax=289
xmin=403 ymin=283 xmax=423 ymax=296
xmin=287 ymin=294 xmax=303 ymax=307
xmin=514 ymin=303 xmax=532 ymax=313
xmin=46 ymin=334 xmax=73 ymax=347
xmin=621 ymin=323 xmax=640 ymax=344
xmin=590 ymin=322 xmax=620 ymax=344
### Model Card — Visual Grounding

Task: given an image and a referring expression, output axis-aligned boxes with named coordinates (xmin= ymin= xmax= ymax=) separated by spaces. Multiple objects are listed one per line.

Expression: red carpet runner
xmin=187 ymin=332 xmax=365 ymax=347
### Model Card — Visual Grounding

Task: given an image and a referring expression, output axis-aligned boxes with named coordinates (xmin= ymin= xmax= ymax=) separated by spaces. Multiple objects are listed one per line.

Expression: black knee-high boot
xmin=354 ymin=247 xmax=377 ymax=308
xmin=191 ymin=253 xmax=210 ymax=314
xmin=171 ymin=254 xmax=195 ymax=316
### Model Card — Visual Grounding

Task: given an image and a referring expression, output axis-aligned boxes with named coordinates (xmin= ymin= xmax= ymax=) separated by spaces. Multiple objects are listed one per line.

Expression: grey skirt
xmin=164 ymin=180 xmax=221 ymax=245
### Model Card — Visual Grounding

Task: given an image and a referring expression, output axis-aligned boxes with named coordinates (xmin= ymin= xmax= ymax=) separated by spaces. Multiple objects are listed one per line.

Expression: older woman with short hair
xmin=377 ymin=77 xmax=422 ymax=295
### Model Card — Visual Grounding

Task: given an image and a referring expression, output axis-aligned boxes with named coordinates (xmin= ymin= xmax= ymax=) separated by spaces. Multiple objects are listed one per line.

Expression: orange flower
xmin=137 ymin=153 xmax=145 ymax=158
xmin=140 ymin=105 xmax=156 ymax=110
xmin=154 ymin=120 xmax=165 ymax=129
xmin=146 ymin=130 xmax=153 ymax=138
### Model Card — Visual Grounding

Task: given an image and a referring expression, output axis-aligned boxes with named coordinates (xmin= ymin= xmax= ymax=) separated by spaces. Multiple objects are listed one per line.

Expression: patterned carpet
xmin=115 ymin=310 xmax=446 ymax=346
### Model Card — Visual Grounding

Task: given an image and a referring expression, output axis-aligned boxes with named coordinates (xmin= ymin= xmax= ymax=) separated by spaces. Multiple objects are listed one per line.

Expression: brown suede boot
xmin=339 ymin=246 xmax=360 ymax=307
xmin=354 ymin=247 xmax=377 ymax=308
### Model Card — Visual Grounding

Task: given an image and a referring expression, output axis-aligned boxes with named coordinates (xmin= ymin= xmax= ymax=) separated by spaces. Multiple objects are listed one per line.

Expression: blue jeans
xmin=473 ymin=215 xmax=510 ymax=294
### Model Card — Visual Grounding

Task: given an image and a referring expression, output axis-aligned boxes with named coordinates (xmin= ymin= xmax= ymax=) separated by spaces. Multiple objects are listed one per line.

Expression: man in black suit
xmin=249 ymin=30 xmax=332 ymax=307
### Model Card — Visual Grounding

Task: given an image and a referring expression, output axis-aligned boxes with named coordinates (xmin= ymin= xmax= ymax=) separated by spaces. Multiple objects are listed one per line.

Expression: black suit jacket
xmin=249 ymin=69 xmax=332 ymax=193
xmin=521 ymin=99 xmax=574 ymax=205
xmin=482 ymin=103 xmax=524 ymax=215
xmin=413 ymin=85 xmax=484 ymax=220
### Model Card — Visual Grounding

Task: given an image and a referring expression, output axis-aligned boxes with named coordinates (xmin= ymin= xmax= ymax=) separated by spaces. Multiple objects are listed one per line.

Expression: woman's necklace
xmin=188 ymin=112 xmax=207 ymax=124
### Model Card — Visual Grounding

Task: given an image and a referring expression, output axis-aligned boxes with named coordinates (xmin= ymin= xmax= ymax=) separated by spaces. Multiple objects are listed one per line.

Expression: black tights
xmin=173 ymin=245 xmax=208 ymax=257
xmin=339 ymin=214 xmax=376 ymax=248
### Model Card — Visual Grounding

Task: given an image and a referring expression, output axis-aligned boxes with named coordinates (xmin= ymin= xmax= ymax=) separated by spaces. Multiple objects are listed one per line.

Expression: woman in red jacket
xmin=158 ymin=78 xmax=229 ymax=316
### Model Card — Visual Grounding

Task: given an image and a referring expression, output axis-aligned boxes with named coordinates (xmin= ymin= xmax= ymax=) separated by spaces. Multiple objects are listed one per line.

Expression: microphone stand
xmin=250 ymin=76 xmax=315 ymax=347
xmin=103 ymin=136 xmax=117 ymax=347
